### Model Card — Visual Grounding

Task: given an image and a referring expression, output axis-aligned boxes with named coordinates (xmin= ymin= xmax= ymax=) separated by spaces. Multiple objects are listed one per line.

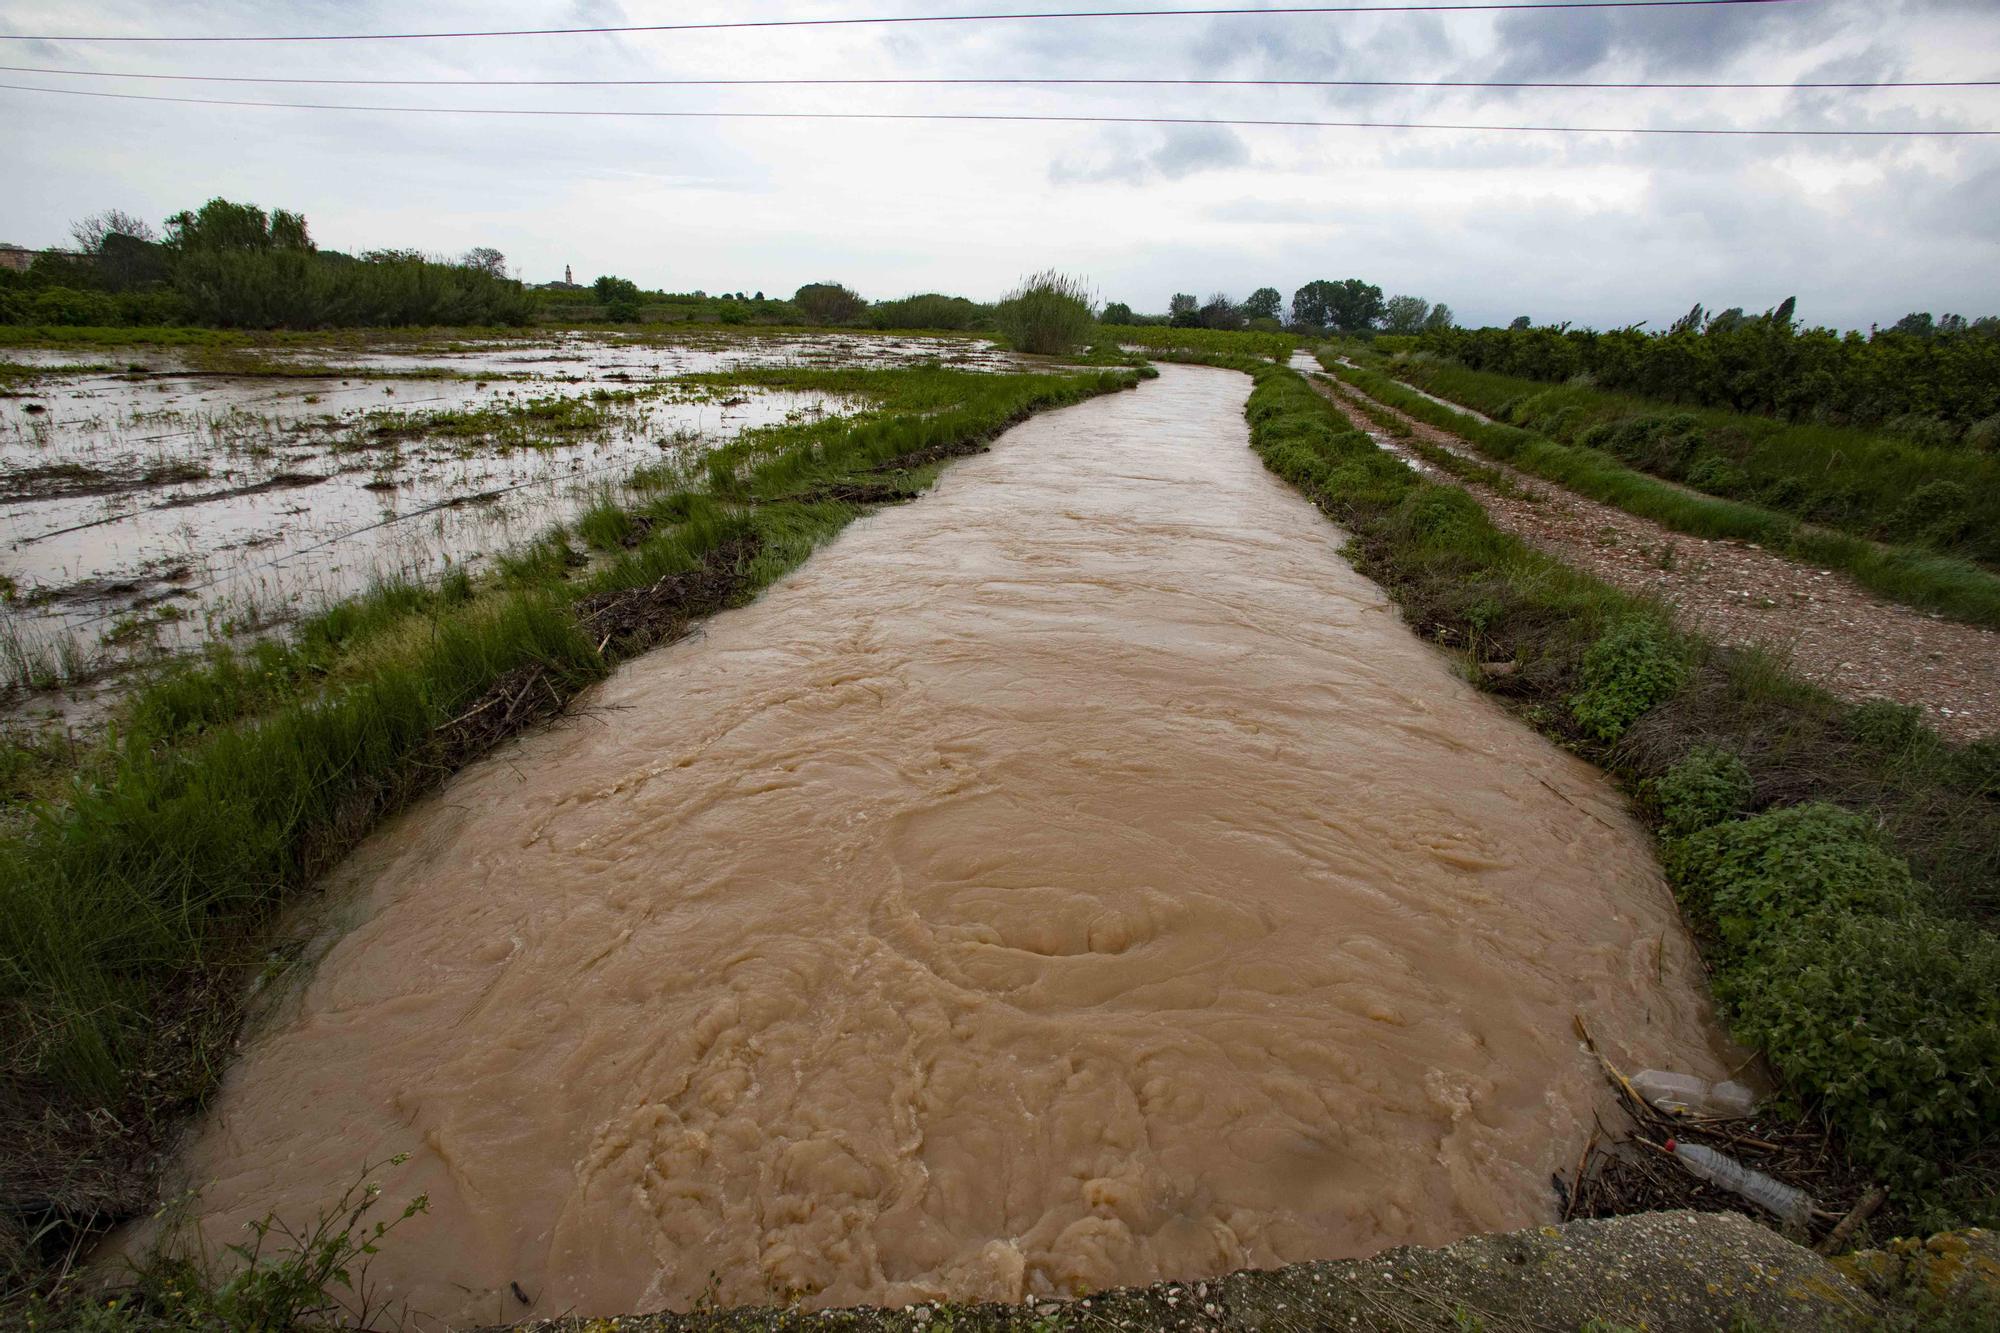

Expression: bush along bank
xmin=0 ymin=365 xmax=1147 ymax=1308
xmin=1316 ymin=353 xmax=2000 ymax=632
xmin=1229 ymin=358 xmax=1999 ymax=1228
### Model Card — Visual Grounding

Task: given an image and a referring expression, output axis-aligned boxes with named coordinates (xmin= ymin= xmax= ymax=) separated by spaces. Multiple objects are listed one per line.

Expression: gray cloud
xmin=1049 ymin=124 xmax=1251 ymax=184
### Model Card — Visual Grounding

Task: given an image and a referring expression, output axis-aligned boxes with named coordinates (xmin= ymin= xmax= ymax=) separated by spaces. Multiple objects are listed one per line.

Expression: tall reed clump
xmin=994 ymin=270 xmax=1096 ymax=355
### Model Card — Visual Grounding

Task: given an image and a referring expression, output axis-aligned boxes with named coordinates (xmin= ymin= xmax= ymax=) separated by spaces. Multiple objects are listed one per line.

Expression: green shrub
xmin=1716 ymin=910 xmax=2000 ymax=1191
xmin=1667 ymin=802 xmax=1920 ymax=948
xmin=1569 ymin=615 xmax=1689 ymax=741
xmin=1391 ymin=484 xmax=1488 ymax=548
xmin=1647 ymin=744 xmax=1753 ymax=837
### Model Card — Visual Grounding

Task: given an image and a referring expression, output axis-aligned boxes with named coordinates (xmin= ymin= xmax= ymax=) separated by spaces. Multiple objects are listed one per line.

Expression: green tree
xmin=1100 ymin=300 xmax=1134 ymax=324
xmin=793 ymin=281 xmax=866 ymax=325
xmin=1291 ymin=278 xmax=1384 ymax=333
xmin=1198 ymin=293 xmax=1244 ymax=330
xmin=1423 ymin=302 xmax=1455 ymax=332
xmin=592 ymin=275 xmax=641 ymax=304
xmin=461 ymin=246 xmax=507 ymax=276
xmin=1243 ymin=286 xmax=1283 ymax=321
xmin=1168 ymin=292 xmax=1199 ymax=327
xmin=164 ymin=198 xmax=313 ymax=253
xmin=1508 ymin=314 xmax=1532 ymax=331
xmin=1383 ymin=294 xmax=1430 ymax=334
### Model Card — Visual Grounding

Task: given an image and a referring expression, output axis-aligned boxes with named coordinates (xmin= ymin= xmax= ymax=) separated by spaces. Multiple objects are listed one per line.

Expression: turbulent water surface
xmin=163 ymin=365 xmax=1737 ymax=1325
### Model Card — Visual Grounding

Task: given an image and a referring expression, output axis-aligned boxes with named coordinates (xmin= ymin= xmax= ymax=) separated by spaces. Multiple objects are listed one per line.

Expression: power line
xmin=8 ymin=63 xmax=1993 ymax=92
xmin=5 ymin=81 xmax=1990 ymax=135
xmin=0 ymin=0 xmax=1810 ymax=45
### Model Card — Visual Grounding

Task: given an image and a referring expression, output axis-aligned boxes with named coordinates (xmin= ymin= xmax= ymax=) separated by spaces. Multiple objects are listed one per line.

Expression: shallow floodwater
xmin=1 ymin=331 xmax=1038 ymax=713
xmin=159 ymin=365 xmax=1736 ymax=1325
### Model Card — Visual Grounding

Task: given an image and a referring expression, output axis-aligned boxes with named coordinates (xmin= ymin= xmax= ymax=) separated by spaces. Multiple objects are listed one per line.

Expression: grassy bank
xmin=1226 ymin=357 xmax=1997 ymax=1226
xmin=1317 ymin=354 xmax=2000 ymax=630
xmin=0 ymin=363 xmax=1145 ymax=1309
xmin=1099 ymin=323 xmax=1296 ymax=362
xmin=1378 ymin=353 xmax=2000 ymax=570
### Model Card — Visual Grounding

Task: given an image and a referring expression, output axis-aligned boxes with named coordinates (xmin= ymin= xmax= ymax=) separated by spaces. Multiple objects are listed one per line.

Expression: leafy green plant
xmin=1716 ymin=910 xmax=2000 ymax=1192
xmin=1569 ymin=616 xmax=1689 ymax=742
xmin=1647 ymin=745 xmax=1753 ymax=837
xmin=1666 ymin=803 xmax=1920 ymax=949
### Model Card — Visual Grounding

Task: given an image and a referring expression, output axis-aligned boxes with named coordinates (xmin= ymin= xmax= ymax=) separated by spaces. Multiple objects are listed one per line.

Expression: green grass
xmin=1213 ymin=355 xmax=1998 ymax=1223
xmin=1388 ymin=356 xmax=2000 ymax=569
xmin=0 ymin=364 xmax=1141 ymax=1294
xmin=1099 ymin=323 xmax=1296 ymax=362
xmin=1319 ymin=355 xmax=2000 ymax=630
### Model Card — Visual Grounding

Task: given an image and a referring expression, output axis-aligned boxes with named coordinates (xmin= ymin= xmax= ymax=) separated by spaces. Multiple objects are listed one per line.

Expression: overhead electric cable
xmin=3 ymin=81 xmax=1990 ymax=135
xmin=6 ymin=64 xmax=1991 ymax=92
xmin=0 ymin=0 xmax=1811 ymax=45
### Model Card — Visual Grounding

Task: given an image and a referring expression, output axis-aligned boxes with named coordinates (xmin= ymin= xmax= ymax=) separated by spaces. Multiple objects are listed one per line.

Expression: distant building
xmin=0 ymin=245 xmax=36 ymax=273
xmin=536 ymin=262 xmax=585 ymax=292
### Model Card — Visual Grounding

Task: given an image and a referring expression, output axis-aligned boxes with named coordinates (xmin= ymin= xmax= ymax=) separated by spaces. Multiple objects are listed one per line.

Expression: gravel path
xmin=1312 ymin=376 xmax=2000 ymax=742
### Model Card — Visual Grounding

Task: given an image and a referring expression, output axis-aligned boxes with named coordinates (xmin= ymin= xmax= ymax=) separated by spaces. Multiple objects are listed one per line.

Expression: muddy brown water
xmin=155 ymin=365 xmax=1737 ymax=1325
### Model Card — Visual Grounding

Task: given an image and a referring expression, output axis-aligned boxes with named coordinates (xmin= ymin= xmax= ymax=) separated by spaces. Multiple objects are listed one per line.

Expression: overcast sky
xmin=2 ymin=0 xmax=1996 ymax=330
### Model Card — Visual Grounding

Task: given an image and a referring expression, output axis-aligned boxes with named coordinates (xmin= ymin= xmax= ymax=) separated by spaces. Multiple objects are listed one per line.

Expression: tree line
xmin=1418 ymin=300 xmax=2000 ymax=443
xmin=1 ymin=200 xmax=533 ymax=329
xmin=1097 ymin=279 xmax=1453 ymax=336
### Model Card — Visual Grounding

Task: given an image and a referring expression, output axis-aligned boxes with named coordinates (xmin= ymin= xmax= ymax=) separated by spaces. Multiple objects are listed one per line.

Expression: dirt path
xmin=1312 ymin=375 xmax=2000 ymax=742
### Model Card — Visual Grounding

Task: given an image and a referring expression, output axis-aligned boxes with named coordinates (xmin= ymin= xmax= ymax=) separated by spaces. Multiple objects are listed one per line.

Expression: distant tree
xmin=1937 ymin=313 xmax=1968 ymax=336
xmin=1168 ymin=292 xmax=1199 ymax=328
xmin=1669 ymin=303 xmax=1705 ymax=336
xmin=1508 ymin=314 xmax=1532 ymax=331
xmin=1771 ymin=295 xmax=1797 ymax=328
xmin=592 ymin=275 xmax=642 ymax=305
xmin=69 ymin=208 xmax=156 ymax=254
xmin=1707 ymin=307 xmax=1747 ymax=334
xmin=1292 ymin=278 xmax=1384 ymax=333
xmin=1423 ymin=302 xmax=1455 ymax=332
xmin=461 ymin=246 xmax=507 ymax=276
xmin=1100 ymin=300 xmax=1134 ymax=325
xmin=1243 ymin=286 xmax=1283 ymax=321
xmin=753 ymin=290 xmax=765 ymax=300
xmin=1197 ymin=293 xmax=1244 ymax=330
xmin=164 ymin=198 xmax=313 ymax=253
xmin=793 ymin=281 xmax=866 ymax=325
xmin=1383 ymin=294 xmax=1430 ymax=335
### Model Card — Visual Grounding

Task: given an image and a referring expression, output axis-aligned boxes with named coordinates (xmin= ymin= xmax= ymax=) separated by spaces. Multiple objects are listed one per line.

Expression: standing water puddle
xmin=156 ymin=365 xmax=1737 ymax=1324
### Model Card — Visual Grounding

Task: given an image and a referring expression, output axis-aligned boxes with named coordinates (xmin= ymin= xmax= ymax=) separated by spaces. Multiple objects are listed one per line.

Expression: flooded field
xmin=0 ymin=331 xmax=1030 ymax=721
xmin=154 ymin=365 xmax=1738 ymax=1325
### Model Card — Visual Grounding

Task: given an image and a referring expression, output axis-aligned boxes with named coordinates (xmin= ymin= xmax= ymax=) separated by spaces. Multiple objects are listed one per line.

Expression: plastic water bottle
xmin=1630 ymin=1070 xmax=1756 ymax=1117
xmin=1668 ymin=1139 xmax=1812 ymax=1224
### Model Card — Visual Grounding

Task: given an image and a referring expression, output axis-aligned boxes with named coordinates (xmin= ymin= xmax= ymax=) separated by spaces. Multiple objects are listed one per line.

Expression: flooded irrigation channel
xmin=0 ymin=331 xmax=1035 ymax=723
xmin=148 ymin=363 xmax=1740 ymax=1324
